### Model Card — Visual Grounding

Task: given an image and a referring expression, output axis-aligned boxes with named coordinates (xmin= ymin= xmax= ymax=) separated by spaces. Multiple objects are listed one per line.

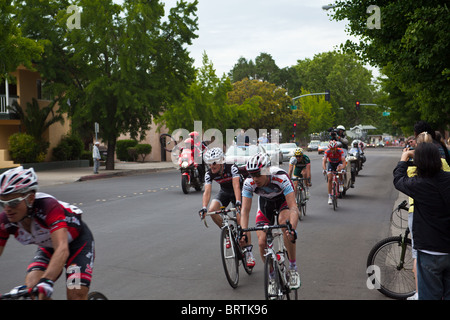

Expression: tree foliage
xmin=13 ymin=0 xmax=199 ymax=169
xmin=330 ymin=0 xmax=450 ymax=131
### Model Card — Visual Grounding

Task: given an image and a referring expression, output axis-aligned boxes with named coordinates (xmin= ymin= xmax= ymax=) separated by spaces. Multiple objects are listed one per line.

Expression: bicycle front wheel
xmin=221 ymin=226 xmax=239 ymax=288
xmin=264 ymin=254 xmax=282 ymax=300
xmin=367 ymin=236 xmax=415 ymax=299
xmin=296 ymin=189 xmax=303 ymax=220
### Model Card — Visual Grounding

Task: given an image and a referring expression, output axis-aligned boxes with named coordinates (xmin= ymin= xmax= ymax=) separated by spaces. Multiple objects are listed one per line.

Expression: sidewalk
xmin=36 ymin=161 xmax=176 ymax=187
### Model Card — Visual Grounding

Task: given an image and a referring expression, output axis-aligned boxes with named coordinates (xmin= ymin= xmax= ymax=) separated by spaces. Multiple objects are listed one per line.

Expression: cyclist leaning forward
xmin=0 ymin=166 xmax=95 ymax=300
xmin=199 ymin=147 xmax=255 ymax=268
xmin=322 ymin=141 xmax=346 ymax=205
xmin=288 ymin=147 xmax=311 ymax=200
xmin=240 ymin=153 xmax=301 ymax=289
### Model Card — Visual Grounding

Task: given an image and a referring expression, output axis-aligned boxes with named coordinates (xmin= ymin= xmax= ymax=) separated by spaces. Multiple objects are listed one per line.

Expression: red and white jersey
xmin=0 ymin=192 xmax=83 ymax=248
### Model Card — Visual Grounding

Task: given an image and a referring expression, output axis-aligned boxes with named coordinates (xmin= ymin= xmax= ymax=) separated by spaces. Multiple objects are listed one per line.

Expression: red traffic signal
xmin=355 ymin=101 xmax=360 ymax=110
xmin=293 ymin=123 xmax=297 ymax=127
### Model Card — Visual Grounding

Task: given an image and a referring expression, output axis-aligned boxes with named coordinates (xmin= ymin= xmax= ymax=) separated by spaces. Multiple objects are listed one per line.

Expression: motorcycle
xmin=178 ymin=145 xmax=204 ymax=194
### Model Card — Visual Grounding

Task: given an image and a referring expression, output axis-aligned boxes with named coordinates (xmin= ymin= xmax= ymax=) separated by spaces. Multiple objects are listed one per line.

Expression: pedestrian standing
xmin=93 ymin=141 xmax=101 ymax=174
xmin=393 ymin=142 xmax=450 ymax=300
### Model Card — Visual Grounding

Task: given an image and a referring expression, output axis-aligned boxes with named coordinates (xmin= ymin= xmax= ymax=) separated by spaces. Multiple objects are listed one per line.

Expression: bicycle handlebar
xmin=396 ymin=200 xmax=409 ymax=211
xmin=201 ymin=207 xmax=238 ymax=228
xmin=0 ymin=285 xmax=36 ymax=300
xmin=239 ymin=220 xmax=296 ymax=242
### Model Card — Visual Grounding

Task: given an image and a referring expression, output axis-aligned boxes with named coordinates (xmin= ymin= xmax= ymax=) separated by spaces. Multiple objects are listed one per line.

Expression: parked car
xmin=318 ymin=141 xmax=329 ymax=154
xmin=280 ymin=143 xmax=298 ymax=161
xmin=307 ymin=140 xmax=320 ymax=151
xmin=261 ymin=143 xmax=283 ymax=165
xmin=225 ymin=144 xmax=267 ymax=170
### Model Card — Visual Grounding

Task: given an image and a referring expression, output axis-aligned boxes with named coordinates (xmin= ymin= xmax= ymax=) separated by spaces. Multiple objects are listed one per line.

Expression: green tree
xmin=330 ymin=0 xmax=450 ymax=131
xmin=14 ymin=0 xmax=199 ymax=170
xmin=297 ymin=88 xmax=334 ymax=133
xmin=294 ymin=51 xmax=377 ymax=128
xmin=0 ymin=0 xmax=44 ymax=80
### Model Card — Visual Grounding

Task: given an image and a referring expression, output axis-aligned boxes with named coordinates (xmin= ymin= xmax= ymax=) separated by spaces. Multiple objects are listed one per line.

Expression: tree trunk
xmin=106 ymin=139 xmax=116 ymax=170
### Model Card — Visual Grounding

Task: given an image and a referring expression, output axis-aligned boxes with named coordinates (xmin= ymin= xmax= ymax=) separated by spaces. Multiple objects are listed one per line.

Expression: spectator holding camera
xmin=394 ymin=139 xmax=450 ymax=300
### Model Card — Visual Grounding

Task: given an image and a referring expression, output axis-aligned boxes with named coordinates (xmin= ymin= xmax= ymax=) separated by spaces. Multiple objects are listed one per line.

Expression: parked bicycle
xmin=240 ymin=214 xmax=298 ymax=300
xmin=291 ymin=177 xmax=308 ymax=220
xmin=366 ymin=200 xmax=415 ymax=299
xmin=0 ymin=285 xmax=107 ymax=300
xmin=202 ymin=207 xmax=253 ymax=288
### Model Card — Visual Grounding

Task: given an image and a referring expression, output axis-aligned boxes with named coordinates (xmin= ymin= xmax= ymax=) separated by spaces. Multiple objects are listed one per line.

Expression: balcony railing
xmin=0 ymin=95 xmax=19 ymax=113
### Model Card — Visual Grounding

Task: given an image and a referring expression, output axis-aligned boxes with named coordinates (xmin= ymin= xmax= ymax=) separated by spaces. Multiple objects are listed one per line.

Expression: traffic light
xmin=356 ymin=100 xmax=360 ymax=111
xmin=293 ymin=123 xmax=297 ymax=128
xmin=325 ymin=89 xmax=330 ymax=101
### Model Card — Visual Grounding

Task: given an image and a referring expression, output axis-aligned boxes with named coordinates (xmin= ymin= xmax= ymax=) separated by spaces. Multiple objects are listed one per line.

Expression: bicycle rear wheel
xmin=366 ymin=236 xmax=415 ymax=299
xmin=220 ymin=226 xmax=239 ymax=288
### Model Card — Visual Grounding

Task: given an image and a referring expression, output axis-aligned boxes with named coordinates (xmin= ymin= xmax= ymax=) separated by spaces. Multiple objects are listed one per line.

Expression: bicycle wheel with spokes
xmin=87 ymin=291 xmax=108 ymax=300
xmin=264 ymin=254 xmax=282 ymax=300
xmin=300 ymin=186 xmax=307 ymax=217
xmin=296 ymin=189 xmax=303 ymax=220
xmin=332 ymin=181 xmax=338 ymax=211
xmin=220 ymin=226 xmax=239 ymax=288
xmin=366 ymin=236 xmax=415 ymax=299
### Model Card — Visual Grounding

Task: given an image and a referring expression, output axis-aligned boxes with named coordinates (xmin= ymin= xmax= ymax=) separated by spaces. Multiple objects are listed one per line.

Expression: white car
xmin=225 ymin=144 xmax=267 ymax=170
xmin=261 ymin=143 xmax=283 ymax=165
xmin=280 ymin=143 xmax=298 ymax=161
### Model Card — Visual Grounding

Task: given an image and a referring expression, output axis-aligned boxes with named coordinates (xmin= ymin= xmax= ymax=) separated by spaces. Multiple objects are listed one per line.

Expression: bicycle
xmin=202 ymin=207 xmax=253 ymax=288
xmin=325 ymin=170 xmax=343 ymax=211
xmin=291 ymin=176 xmax=308 ymax=220
xmin=240 ymin=214 xmax=298 ymax=300
xmin=0 ymin=285 xmax=108 ymax=300
xmin=366 ymin=200 xmax=415 ymax=299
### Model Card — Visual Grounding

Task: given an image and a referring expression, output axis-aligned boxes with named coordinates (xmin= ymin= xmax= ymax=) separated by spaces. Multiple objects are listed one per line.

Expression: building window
xmin=36 ymin=79 xmax=51 ymax=100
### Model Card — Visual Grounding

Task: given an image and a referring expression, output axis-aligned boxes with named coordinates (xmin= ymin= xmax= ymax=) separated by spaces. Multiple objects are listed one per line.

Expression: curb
xmin=77 ymin=167 xmax=176 ymax=182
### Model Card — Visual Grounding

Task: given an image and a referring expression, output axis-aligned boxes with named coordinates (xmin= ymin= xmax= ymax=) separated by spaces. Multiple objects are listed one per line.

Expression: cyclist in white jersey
xmin=240 ymin=153 xmax=300 ymax=289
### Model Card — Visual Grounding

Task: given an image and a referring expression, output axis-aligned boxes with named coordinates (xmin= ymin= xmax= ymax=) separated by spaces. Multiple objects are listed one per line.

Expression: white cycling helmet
xmin=246 ymin=152 xmax=270 ymax=174
xmin=203 ymin=147 xmax=224 ymax=164
xmin=0 ymin=166 xmax=39 ymax=195
xmin=336 ymin=125 xmax=346 ymax=131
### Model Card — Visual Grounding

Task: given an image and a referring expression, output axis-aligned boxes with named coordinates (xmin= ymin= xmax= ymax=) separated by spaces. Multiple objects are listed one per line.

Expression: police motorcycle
xmin=160 ymin=132 xmax=205 ymax=194
xmin=349 ymin=140 xmax=365 ymax=175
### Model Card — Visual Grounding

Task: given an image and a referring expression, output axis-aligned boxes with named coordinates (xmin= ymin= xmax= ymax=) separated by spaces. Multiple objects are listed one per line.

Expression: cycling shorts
xmin=327 ymin=162 xmax=342 ymax=172
xmin=212 ymin=189 xmax=236 ymax=208
xmin=255 ymin=196 xmax=289 ymax=226
xmin=27 ymin=221 xmax=95 ymax=288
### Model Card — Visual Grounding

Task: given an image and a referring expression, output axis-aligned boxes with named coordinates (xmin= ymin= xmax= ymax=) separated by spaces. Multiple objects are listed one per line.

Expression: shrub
xmin=135 ymin=144 xmax=152 ymax=162
xmin=8 ymin=133 xmax=44 ymax=163
xmin=52 ymin=134 xmax=84 ymax=161
xmin=116 ymin=139 xmax=138 ymax=161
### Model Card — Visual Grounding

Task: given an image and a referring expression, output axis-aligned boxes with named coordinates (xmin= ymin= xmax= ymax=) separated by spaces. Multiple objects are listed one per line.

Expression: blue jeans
xmin=417 ymin=251 xmax=450 ymax=300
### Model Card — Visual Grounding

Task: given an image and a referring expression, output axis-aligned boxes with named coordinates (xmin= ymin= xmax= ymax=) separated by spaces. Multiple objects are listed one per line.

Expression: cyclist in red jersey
xmin=322 ymin=141 xmax=346 ymax=205
xmin=0 ymin=167 xmax=94 ymax=300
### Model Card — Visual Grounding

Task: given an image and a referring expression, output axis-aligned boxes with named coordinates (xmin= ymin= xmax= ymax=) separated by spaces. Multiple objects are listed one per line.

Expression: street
xmin=0 ymin=148 xmax=402 ymax=300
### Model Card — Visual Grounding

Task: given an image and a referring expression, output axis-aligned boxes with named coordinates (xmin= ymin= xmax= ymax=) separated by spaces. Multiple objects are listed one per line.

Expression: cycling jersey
xmin=0 ymin=193 xmax=83 ymax=247
xmin=289 ymin=155 xmax=310 ymax=177
xmin=0 ymin=192 xmax=94 ymax=287
xmin=204 ymin=163 xmax=240 ymax=193
xmin=324 ymin=148 xmax=345 ymax=164
xmin=242 ymin=167 xmax=294 ymax=225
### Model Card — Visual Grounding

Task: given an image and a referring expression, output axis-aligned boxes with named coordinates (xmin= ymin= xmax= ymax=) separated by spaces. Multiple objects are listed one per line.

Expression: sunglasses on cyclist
xmin=0 ymin=194 xmax=31 ymax=209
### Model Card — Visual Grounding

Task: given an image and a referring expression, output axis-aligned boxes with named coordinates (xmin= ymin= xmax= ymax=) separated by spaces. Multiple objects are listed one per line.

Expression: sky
xmin=162 ymin=0 xmax=378 ymax=79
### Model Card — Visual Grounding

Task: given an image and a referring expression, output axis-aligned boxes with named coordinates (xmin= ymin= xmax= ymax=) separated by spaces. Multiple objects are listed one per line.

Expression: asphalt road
xmin=0 ymin=148 xmax=402 ymax=300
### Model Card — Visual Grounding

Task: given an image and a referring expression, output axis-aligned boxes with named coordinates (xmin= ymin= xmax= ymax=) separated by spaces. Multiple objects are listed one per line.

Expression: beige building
xmin=1 ymin=66 xmax=170 ymax=169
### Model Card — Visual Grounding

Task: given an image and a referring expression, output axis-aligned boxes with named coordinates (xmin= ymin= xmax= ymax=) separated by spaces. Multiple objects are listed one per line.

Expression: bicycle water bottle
xmin=277 ymin=252 xmax=285 ymax=271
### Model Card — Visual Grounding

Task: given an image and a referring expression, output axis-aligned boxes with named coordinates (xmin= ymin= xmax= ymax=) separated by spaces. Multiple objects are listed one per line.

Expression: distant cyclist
xmin=199 ymin=148 xmax=255 ymax=268
xmin=322 ymin=141 xmax=346 ymax=205
xmin=0 ymin=167 xmax=95 ymax=300
xmin=240 ymin=153 xmax=300 ymax=289
xmin=288 ymin=147 xmax=311 ymax=199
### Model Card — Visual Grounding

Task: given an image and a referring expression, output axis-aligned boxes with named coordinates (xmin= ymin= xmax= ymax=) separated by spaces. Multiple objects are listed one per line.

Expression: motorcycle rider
xmin=322 ymin=141 xmax=346 ymax=205
xmin=331 ymin=125 xmax=349 ymax=156
xmin=199 ymin=148 xmax=255 ymax=268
